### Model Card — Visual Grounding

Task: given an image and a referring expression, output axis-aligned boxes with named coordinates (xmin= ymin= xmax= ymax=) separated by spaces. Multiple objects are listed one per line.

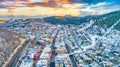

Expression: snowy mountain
xmin=43 ymin=10 xmax=120 ymax=31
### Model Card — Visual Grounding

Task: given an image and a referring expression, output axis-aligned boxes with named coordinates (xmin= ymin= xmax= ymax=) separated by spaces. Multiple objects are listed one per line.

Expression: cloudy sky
xmin=0 ymin=0 xmax=120 ymax=16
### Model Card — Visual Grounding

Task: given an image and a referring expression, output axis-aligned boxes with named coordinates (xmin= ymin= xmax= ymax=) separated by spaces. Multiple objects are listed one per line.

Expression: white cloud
xmin=75 ymin=2 xmax=120 ymax=16
xmin=32 ymin=0 xmax=43 ymax=3
xmin=91 ymin=2 xmax=108 ymax=7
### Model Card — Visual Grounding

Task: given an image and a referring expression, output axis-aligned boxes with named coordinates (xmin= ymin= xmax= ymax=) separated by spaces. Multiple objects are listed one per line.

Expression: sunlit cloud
xmin=0 ymin=0 xmax=120 ymax=16
xmin=0 ymin=0 xmax=81 ymax=16
xmin=6 ymin=6 xmax=80 ymax=16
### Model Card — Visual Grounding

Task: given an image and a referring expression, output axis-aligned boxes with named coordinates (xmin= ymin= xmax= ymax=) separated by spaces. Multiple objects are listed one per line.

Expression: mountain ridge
xmin=43 ymin=10 xmax=120 ymax=25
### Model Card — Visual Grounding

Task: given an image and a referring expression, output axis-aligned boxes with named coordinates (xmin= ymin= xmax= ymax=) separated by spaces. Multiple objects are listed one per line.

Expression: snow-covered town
xmin=0 ymin=16 xmax=120 ymax=67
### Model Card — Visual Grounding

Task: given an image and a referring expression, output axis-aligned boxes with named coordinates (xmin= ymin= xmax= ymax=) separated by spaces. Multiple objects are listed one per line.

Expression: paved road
xmin=63 ymin=28 xmax=78 ymax=67
xmin=50 ymin=29 xmax=59 ymax=67
xmin=8 ymin=40 xmax=31 ymax=67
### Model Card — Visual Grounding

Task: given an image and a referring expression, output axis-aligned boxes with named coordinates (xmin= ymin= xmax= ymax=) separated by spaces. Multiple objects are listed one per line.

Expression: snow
xmin=104 ymin=19 xmax=120 ymax=36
